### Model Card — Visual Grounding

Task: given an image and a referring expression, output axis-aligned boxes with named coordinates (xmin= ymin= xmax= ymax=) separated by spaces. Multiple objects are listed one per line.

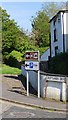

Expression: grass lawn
xmin=0 ymin=64 xmax=22 ymax=74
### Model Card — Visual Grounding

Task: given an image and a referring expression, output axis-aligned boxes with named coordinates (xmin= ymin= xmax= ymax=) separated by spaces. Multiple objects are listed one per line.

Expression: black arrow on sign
xmin=25 ymin=64 xmax=29 ymax=67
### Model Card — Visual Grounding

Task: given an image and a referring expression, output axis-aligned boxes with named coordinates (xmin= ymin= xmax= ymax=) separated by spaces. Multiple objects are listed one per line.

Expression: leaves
xmin=31 ymin=11 xmax=50 ymax=47
xmin=42 ymin=2 xmax=65 ymax=19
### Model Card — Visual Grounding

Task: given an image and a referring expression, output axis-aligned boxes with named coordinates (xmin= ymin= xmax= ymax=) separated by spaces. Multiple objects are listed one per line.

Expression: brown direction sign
xmin=25 ymin=51 xmax=39 ymax=61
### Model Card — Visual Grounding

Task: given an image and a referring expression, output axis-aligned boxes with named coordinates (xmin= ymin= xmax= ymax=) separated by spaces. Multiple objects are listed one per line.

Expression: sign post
xmin=27 ymin=70 xmax=29 ymax=96
xmin=25 ymin=51 xmax=40 ymax=98
xmin=38 ymin=70 xmax=40 ymax=98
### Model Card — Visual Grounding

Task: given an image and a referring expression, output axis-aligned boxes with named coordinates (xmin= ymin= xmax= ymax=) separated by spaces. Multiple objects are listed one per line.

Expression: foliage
xmin=2 ymin=6 xmax=47 ymax=66
xmin=48 ymin=52 xmax=68 ymax=75
xmin=4 ymin=50 xmax=23 ymax=67
xmin=31 ymin=11 xmax=50 ymax=47
xmin=9 ymin=50 xmax=23 ymax=61
xmin=38 ymin=46 xmax=49 ymax=56
xmin=31 ymin=2 xmax=65 ymax=48
xmin=42 ymin=2 xmax=65 ymax=19
xmin=0 ymin=64 xmax=21 ymax=74
xmin=2 ymin=7 xmax=31 ymax=63
xmin=0 ymin=7 xmax=2 ymax=52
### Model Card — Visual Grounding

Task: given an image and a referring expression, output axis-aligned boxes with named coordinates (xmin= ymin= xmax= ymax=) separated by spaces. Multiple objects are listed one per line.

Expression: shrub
xmin=48 ymin=52 xmax=68 ymax=75
xmin=4 ymin=50 xmax=23 ymax=68
xmin=9 ymin=50 xmax=23 ymax=62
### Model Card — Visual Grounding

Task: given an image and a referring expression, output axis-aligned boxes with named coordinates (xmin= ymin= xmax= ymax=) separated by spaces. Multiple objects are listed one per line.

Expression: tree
xmin=42 ymin=2 xmax=65 ymax=19
xmin=0 ymin=7 xmax=2 ymax=60
xmin=31 ymin=2 xmax=65 ymax=49
xmin=2 ymin=7 xmax=31 ymax=63
xmin=2 ymin=7 xmax=40 ymax=65
xmin=2 ymin=8 xmax=19 ymax=53
xmin=31 ymin=11 xmax=50 ymax=47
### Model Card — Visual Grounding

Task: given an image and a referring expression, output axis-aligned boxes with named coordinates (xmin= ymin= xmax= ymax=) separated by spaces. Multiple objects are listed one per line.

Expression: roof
xmin=49 ymin=5 xmax=68 ymax=23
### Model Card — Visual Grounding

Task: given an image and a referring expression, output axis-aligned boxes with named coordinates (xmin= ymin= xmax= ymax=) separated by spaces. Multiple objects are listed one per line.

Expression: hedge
xmin=48 ymin=52 xmax=68 ymax=75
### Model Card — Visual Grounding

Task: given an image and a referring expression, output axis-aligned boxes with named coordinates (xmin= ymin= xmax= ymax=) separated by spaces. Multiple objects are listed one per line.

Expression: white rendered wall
xmin=21 ymin=66 xmax=67 ymax=102
xmin=41 ymin=48 xmax=50 ymax=61
xmin=50 ymin=12 xmax=68 ymax=57
xmin=46 ymin=81 xmax=62 ymax=100
xmin=64 ymin=12 xmax=68 ymax=52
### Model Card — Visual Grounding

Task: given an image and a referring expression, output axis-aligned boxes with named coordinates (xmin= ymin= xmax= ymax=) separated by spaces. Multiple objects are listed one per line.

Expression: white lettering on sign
xmin=25 ymin=51 xmax=39 ymax=61
xmin=26 ymin=54 xmax=30 ymax=58
xmin=46 ymin=76 xmax=65 ymax=82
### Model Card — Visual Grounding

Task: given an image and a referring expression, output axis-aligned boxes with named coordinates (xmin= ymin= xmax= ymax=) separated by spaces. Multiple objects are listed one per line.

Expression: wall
xmin=21 ymin=66 xmax=67 ymax=102
xmin=50 ymin=12 xmax=63 ymax=57
xmin=45 ymin=79 xmax=66 ymax=101
xmin=46 ymin=81 xmax=62 ymax=100
xmin=41 ymin=48 xmax=50 ymax=61
xmin=64 ymin=12 xmax=68 ymax=52
xmin=50 ymin=12 xmax=68 ymax=57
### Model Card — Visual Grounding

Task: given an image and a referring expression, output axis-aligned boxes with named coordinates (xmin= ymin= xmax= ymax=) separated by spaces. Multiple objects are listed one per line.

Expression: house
xmin=50 ymin=4 xmax=68 ymax=57
xmin=41 ymin=48 xmax=50 ymax=61
xmin=41 ymin=3 xmax=68 ymax=61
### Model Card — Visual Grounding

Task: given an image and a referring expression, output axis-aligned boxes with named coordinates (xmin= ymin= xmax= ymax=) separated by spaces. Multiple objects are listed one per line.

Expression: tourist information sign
xmin=25 ymin=51 xmax=39 ymax=61
xmin=25 ymin=51 xmax=40 ymax=98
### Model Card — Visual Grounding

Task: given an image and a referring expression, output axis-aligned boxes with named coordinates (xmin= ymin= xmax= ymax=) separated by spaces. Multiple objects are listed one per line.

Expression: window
xmin=58 ymin=18 xmax=60 ymax=23
xmin=53 ymin=18 xmax=56 ymax=26
xmin=54 ymin=29 xmax=57 ymax=42
xmin=58 ymin=14 xmax=60 ymax=23
xmin=55 ymin=46 xmax=58 ymax=56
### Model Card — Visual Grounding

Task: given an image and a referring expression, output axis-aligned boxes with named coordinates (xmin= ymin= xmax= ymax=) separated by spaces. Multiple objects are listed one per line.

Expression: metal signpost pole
xmin=27 ymin=71 xmax=29 ymax=96
xmin=38 ymin=51 xmax=40 ymax=98
xmin=38 ymin=69 xmax=40 ymax=98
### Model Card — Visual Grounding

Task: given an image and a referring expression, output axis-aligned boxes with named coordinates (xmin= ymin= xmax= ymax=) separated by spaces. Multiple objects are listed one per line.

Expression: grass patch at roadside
xmin=0 ymin=64 xmax=22 ymax=75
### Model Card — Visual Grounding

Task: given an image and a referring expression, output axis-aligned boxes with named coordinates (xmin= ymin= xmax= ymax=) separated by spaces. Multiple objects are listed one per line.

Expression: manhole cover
xmin=9 ymin=112 xmax=35 ymax=118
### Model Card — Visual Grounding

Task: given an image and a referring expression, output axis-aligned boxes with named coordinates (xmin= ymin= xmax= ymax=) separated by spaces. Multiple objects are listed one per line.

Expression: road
xmin=0 ymin=100 xmax=67 ymax=119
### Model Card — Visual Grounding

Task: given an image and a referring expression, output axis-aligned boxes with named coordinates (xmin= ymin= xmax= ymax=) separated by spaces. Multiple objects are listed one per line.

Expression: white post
xmin=27 ymin=71 xmax=29 ymax=96
xmin=38 ymin=70 xmax=40 ymax=98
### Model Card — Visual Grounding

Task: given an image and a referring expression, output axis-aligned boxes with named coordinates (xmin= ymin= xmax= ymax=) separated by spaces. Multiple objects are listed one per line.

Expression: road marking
xmin=9 ymin=111 xmax=35 ymax=118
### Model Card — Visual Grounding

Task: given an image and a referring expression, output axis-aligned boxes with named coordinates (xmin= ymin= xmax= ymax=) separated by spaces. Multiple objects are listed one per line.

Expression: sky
xmin=2 ymin=2 xmax=43 ymax=33
xmin=1 ymin=0 xmax=67 ymax=33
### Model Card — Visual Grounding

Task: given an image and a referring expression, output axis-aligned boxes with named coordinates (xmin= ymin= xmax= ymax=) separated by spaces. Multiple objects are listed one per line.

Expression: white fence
xmin=21 ymin=66 xmax=68 ymax=102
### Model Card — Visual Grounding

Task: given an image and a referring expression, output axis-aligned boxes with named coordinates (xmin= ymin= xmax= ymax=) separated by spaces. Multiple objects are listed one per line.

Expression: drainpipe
xmin=62 ymin=12 xmax=65 ymax=53
xmin=49 ymin=33 xmax=51 ymax=59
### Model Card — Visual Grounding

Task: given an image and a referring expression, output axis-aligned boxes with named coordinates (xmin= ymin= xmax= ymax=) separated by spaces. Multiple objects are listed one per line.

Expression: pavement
xmin=0 ymin=74 xmax=67 ymax=113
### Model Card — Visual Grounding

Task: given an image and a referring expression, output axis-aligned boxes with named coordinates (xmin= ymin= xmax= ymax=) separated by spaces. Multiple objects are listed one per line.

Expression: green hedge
xmin=48 ymin=52 xmax=68 ymax=75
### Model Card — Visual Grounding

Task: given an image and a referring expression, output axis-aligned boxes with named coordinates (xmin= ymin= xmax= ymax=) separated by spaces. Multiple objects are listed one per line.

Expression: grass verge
xmin=0 ymin=64 xmax=22 ymax=75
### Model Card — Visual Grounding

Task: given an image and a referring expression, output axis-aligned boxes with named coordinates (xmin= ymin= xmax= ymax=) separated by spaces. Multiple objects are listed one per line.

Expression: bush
xmin=48 ymin=52 xmax=68 ymax=75
xmin=9 ymin=50 xmax=23 ymax=61
xmin=4 ymin=50 xmax=23 ymax=68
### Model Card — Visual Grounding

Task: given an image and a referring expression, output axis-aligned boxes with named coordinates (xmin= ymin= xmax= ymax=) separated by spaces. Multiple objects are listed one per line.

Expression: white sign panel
xmin=25 ymin=61 xmax=39 ymax=71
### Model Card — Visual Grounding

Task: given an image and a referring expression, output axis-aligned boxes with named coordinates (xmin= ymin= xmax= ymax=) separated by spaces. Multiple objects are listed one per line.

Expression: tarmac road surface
xmin=0 ymin=100 xmax=67 ymax=119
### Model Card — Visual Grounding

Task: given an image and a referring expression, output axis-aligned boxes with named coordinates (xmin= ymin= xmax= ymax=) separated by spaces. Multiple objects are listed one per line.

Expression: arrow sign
xmin=25 ymin=61 xmax=39 ymax=70
xmin=26 ymin=54 xmax=30 ymax=58
xmin=25 ymin=64 xmax=29 ymax=67
xmin=25 ymin=51 xmax=39 ymax=61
